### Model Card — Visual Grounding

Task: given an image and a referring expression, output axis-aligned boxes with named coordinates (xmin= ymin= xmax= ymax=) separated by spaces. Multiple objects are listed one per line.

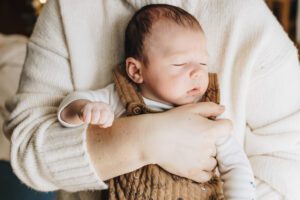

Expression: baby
xmin=58 ymin=4 xmax=256 ymax=200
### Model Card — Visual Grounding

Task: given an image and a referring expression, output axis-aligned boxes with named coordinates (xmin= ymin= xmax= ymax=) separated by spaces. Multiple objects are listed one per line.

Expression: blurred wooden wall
xmin=0 ymin=0 xmax=299 ymax=48
xmin=266 ymin=0 xmax=298 ymax=46
xmin=0 ymin=0 xmax=37 ymax=36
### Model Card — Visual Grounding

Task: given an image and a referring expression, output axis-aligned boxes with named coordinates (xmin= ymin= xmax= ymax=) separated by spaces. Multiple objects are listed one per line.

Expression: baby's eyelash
xmin=172 ymin=63 xmax=186 ymax=66
xmin=172 ymin=63 xmax=207 ymax=67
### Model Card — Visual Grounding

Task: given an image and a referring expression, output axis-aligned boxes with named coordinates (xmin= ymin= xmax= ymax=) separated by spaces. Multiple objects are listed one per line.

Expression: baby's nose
xmin=190 ymin=68 xmax=201 ymax=79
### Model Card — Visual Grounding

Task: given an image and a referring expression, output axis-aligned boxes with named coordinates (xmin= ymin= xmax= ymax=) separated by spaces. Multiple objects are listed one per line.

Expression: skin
xmin=60 ymin=100 xmax=115 ymax=128
xmin=86 ymin=102 xmax=231 ymax=182
xmin=61 ymin=19 xmax=232 ymax=183
xmin=126 ymin=20 xmax=209 ymax=106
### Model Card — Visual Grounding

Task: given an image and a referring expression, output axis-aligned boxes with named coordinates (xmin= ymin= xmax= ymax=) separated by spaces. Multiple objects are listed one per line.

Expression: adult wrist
xmin=138 ymin=113 xmax=166 ymax=166
xmin=86 ymin=115 xmax=155 ymax=180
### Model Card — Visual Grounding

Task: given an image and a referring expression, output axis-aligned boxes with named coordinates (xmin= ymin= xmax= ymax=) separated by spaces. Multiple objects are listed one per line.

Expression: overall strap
xmin=112 ymin=68 xmax=154 ymax=115
xmin=201 ymin=73 xmax=220 ymax=104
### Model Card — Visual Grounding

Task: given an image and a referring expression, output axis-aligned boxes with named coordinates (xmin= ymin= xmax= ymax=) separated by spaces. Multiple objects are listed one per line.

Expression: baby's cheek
xmin=201 ymin=76 xmax=209 ymax=91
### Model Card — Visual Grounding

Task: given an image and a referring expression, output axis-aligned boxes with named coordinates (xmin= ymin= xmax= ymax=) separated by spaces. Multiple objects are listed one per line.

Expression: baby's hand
xmin=79 ymin=102 xmax=114 ymax=128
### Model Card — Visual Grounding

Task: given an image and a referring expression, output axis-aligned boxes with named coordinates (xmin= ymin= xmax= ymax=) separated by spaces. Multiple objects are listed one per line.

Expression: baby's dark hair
xmin=124 ymin=4 xmax=202 ymax=66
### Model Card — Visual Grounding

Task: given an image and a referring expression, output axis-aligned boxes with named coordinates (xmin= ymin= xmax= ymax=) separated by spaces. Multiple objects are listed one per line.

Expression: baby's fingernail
xmin=219 ymin=105 xmax=225 ymax=110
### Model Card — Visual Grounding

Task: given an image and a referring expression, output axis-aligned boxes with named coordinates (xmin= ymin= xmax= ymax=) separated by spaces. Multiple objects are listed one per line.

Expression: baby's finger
xmin=107 ymin=112 xmax=115 ymax=125
xmin=82 ymin=107 xmax=92 ymax=123
xmin=98 ymin=109 xmax=110 ymax=125
xmin=81 ymin=105 xmax=92 ymax=123
xmin=101 ymin=113 xmax=115 ymax=128
xmin=91 ymin=109 xmax=101 ymax=124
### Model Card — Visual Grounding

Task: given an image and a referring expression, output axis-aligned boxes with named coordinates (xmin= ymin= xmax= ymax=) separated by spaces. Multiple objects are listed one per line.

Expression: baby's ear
xmin=125 ymin=57 xmax=143 ymax=84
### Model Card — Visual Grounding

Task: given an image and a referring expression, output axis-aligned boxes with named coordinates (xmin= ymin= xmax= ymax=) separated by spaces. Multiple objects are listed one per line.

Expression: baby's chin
xmin=174 ymin=95 xmax=204 ymax=106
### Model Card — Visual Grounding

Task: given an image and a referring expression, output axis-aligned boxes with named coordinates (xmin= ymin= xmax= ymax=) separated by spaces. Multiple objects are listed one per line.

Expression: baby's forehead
xmin=143 ymin=21 xmax=208 ymax=59
xmin=151 ymin=17 xmax=201 ymax=32
xmin=144 ymin=20 xmax=205 ymax=47
xmin=146 ymin=19 xmax=204 ymax=41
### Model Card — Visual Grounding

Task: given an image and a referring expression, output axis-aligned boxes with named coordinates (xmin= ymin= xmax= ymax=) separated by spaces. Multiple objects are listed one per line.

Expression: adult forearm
xmin=86 ymin=103 xmax=231 ymax=183
xmin=86 ymin=115 xmax=152 ymax=181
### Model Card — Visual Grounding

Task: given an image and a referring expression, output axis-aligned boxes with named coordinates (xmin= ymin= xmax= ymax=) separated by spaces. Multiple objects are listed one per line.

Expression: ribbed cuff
xmin=42 ymin=124 xmax=107 ymax=191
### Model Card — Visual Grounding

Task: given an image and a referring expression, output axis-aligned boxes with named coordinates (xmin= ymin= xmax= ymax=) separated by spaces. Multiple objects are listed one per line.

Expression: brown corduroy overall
xmin=105 ymin=69 xmax=225 ymax=200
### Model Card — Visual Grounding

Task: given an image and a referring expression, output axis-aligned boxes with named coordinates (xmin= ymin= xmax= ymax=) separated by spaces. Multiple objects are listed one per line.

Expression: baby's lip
xmin=187 ymin=87 xmax=202 ymax=96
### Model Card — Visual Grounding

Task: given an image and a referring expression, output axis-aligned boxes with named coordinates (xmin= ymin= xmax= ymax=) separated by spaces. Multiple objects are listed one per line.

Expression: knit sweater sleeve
xmin=3 ymin=0 xmax=107 ymax=191
xmin=244 ymin=4 xmax=300 ymax=200
xmin=246 ymin=47 xmax=300 ymax=200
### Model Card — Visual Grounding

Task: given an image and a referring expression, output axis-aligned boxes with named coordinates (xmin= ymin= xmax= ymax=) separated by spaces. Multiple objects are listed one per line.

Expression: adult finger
xmin=187 ymin=102 xmax=225 ymax=117
xmin=191 ymin=170 xmax=213 ymax=183
xmin=210 ymin=119 xmax=233 ymax=139
xmin=201 ymin=157 xmax=217 ymax=172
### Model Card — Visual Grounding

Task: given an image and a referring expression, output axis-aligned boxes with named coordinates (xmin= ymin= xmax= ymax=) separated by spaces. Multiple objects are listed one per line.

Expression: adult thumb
xmin=190 ymin=102 xmax=225 ymax=118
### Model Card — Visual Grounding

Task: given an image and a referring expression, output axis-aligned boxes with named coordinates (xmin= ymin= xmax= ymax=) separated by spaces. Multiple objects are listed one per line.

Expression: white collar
xmin=142 ymin=96 xmax=174 ymax=111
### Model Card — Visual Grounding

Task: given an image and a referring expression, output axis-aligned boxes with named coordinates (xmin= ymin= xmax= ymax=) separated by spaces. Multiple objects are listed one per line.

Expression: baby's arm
xmin=60 ymin=100 xmax=114 ymax=128
xmin=57 ymin=83 xmax=123 ymax=128
xmin=216 ymin=135 xmax=256 ymax=200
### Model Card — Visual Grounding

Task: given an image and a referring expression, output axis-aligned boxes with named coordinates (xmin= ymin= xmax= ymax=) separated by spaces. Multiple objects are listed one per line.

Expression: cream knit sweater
xmin=0 ymin=34 xmax=27 ymax=161
xmin=3 ymin=0 xmax=300 ymax=200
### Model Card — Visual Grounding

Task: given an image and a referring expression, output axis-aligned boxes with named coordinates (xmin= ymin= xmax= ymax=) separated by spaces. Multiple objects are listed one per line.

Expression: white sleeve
xmin=244 ymin=7 xmax=300 ymax=200
xmin=57 ymin=83 xmax=124 ymax=128
xmin=3 ymin=0 xmax=107 ymax=191
xmin=216 ymin=136 xmax=256 ymax=200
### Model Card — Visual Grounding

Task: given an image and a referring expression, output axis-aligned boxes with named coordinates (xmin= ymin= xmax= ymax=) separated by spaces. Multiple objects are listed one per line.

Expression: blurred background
xmin=0 ymin=0 xmax=45 ymax=36
xmin=0 ymin=0 xmax=299 ymax=200
xmin=0 ymin=2 xmax=55 ymax=200
xmin=265 ymin=0 xmax=299 ymax=48
xmin=0 ymin=0 xmax=299 ymax=44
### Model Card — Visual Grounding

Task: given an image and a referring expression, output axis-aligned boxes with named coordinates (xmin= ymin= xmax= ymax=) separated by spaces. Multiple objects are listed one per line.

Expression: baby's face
xmin=140 ymin=20 xmax=209 ymax=106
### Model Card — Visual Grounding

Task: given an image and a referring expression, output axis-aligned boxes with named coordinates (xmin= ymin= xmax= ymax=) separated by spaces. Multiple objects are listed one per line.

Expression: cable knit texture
xmin=3 ymin=0 xmax=300 ymax=200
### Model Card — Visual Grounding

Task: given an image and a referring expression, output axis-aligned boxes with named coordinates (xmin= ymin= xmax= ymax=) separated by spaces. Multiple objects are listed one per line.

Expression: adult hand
xmin=142 ymin=102 xmax=232 ymax=183
xmin=86 ymin=102 xmax=231 ymax=182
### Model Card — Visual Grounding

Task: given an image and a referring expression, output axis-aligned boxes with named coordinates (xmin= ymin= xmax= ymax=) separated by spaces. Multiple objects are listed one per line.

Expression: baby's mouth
xmin=187 ymin=87 xmax=202 ymax=96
